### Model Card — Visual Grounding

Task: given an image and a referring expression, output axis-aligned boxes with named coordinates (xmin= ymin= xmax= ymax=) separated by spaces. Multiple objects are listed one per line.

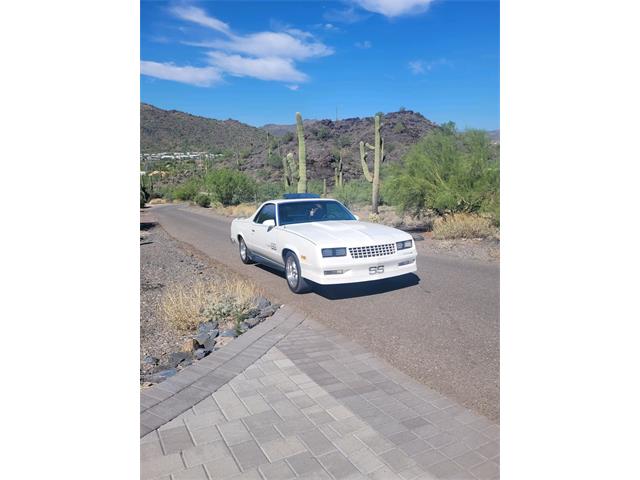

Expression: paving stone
xmin=368 ymin=466 xmax=404 ymax=479
xmin=388 ymin=430 xmax=419 ymax=446
xmin=452 ymin=450 xmax=486 ymax=469
xmin=229 ymin=440 xmax=268 ymax=470
xmin=345 ymin=446 xmax=385 ymax=474
xmin=218 ymin=420 xmax=252 ymax=446
xmin=427 ymin=459 xmax=464 ymax=479
xmin=260 ymin=435 xmax=307 ymax=462
xmin=274 ymin=415 xmax=315 ymax=436
xmin=398 ymin=465 xmax=426 ymax=480
xmin=412 ymin=449 xmax=447 ymax=469
xmin=190 ymin=426 xmax=223 ymax=446
xmin=298 ymin=428 xmax=336 ymax=456
xmin=171 ymin=464 xmax=209 ymax=480
xmin=333 ymin=433 xmax=366 ymax=455
xmin=354 ymin=429 xmax=395 ymax=455
xmin=258 ymin=459 xmax=296 ymax=480
xmin=438 ymin=441 xmax=472 ymax=460
xmin=140 ymin=440 xmax=163 ymax=461
xmin=249 ymin=425 xmax=282 ymax=444
xmin=140 ymin=452 xmax=184 ymax=479
xmin=182 ymin=441 xmax=231 ymax=468
xmin=470 ymin=460 xmax=499 ymax=479
xmin=475 ymin=441 xmax=499 ymax=460
xmin=318 ymin=450 xmax=360 ymax=479
xmin=160 ymin=425 xmax=194 ymax=454
xmin=425 ymin=432 xmax=456 ymax=449
xmin=203 ymin=454 xmax=241 ymax=478
xmin=285 ymin=451 xmax=326 ymax=476
xmin=380 ymin=448 xmax=417 ymax=473
xmin=398 ymin=438 xmax=431 ymax=457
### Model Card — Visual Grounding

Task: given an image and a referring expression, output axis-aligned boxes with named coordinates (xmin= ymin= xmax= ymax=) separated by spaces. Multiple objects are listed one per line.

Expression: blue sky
xmin=141 ymin=1 xmax=499 ymax=129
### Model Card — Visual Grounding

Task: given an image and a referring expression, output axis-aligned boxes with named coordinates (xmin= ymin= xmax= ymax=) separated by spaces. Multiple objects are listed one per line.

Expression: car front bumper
xmin=301 ymin=250 xmax=418 ymax=285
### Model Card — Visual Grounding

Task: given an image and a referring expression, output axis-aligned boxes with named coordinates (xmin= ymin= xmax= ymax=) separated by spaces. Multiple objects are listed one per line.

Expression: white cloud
xmin=207 ymin=52 xmax=308 ymax=82
xmin=140 ymin=61 xmax=222 ymax=87
xmin=162 ymin=4 xmax=333 ymax=86
xmin=171 ymin=5 xmax=231 ymax=35
xmin=354 ymin=0 xmax=434 ymax=17
xmin=355 ymin=40 xmax=372 ymax=49
xmin=203 ymin=31 xmax=333 ymax=61
xmin=408 ymin=60 xmax=425 ymax=74
xmin=408 ymin=58 xmax=451 ymax=75
xmin=286 ymin=85 xmax=300 ymax=91
xmin=323 ymin=6 xmax=368 ymax=24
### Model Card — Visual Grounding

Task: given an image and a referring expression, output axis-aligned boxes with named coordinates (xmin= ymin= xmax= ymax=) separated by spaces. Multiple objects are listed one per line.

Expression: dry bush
xmin=148 ymin=198 xmax=169 ymax=205
xmin=432 ymin=213 xmax=497 ymax=240
xmin=212 ymin=203 xmax=258 ymax=218
xmin=160 ymin=277 xmax=262 ymax=331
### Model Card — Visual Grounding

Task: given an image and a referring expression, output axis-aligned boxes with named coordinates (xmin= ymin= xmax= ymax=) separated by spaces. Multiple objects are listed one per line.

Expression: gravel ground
xmin=416 ymin=234 xmax=500 ymax=263
xmin=140 ymin=209 xmax=223 ymax=376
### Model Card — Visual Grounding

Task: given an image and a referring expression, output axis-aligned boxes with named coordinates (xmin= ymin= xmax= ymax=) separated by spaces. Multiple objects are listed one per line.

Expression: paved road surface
xmin=149 ymin=204 xmax=500 ymax=422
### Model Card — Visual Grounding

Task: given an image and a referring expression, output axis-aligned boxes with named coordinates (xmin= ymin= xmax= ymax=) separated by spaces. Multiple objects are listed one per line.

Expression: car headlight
xmin=322 ymin=247 xmax=347 ymax=257
xmin=396 ymin=240 xmax=413 ymax=250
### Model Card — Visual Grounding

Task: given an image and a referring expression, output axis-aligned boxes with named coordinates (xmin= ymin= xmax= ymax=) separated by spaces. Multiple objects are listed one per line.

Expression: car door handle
xmin=251 ymin=229 xmax=255 ymax=232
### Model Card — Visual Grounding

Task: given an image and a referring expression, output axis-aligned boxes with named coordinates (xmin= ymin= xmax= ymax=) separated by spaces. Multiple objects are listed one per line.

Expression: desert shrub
xmin=195 ymin=193 xmax=211 ymax=208
xmin=394 ymin=122 xmax=406 ymax=134
xmin=332 ymin=179 xmax=372 ymax=208
xmin=161 ymin=278 xmax=261 ymax=331
xmin=383 ymin=125 xmax=499 ymax=217
xmin=172 ymin=178 xmax=200 ymax=201
xmin=255 ymin=182 xmax=285 ymax=203
xmin=432 ymin=213 xmax=497 ymax=239
xmin=266 ymin=152 xmax=282 ymax=169
xmin=315 ymin=126 xmax=330 ymax=140
xmin=203 ymin=168 xmax=257 ymax=206
xmin=281 ymin=131 xmax=294 ymax=143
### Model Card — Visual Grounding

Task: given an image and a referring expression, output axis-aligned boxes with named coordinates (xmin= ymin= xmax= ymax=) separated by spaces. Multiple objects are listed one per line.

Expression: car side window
xmin=254 ymin=204 xmax=276 ymax=225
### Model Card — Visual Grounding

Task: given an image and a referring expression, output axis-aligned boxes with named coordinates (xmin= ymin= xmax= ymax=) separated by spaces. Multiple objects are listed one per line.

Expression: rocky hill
xmin=141 ymin=103 xmax=439 ymax=185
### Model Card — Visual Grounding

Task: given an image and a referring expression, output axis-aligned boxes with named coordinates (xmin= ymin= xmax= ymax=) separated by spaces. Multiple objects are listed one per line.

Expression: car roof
xmin=266 ymin=198 xmax=339 ymax=205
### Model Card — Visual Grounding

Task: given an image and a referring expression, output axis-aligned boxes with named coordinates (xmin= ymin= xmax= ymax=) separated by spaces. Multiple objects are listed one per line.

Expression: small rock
xmin=245 ymin=307 xmax=260 ymax=318
xmin=144 ymin=368 xmax=177 ymax=383
xmin=258 ymin=305 xmax=277 ymax=318
xmin=168 ymin=351 xmax=192 ymax=367
xmin=198 ymin=321 xmax=219 ymax=334
xmin=194 ymin=333 xmax=211 ymax=346
xmin=142 ymin=355 xmax=159 ymax=365
xmin=194 ymin=348 xmax=207 ymax=360
xmin=256 ymin=296 xmax=270 ymax=310
xmin=245 ymin=317 xmax=261 ymax=328
xmin=411 ymin=233 xmax=425 ymax=241
xmin=220 ymin=329 xmax=238 ymax=338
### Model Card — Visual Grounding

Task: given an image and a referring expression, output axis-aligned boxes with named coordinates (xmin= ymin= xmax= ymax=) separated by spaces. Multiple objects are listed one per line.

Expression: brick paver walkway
xmin=141 ymin=307 xmax=499 ymax=479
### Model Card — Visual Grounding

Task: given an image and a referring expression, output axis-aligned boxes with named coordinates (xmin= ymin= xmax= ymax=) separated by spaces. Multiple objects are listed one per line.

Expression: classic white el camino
xmin=230 ymin=194 xmax=417 ymax=293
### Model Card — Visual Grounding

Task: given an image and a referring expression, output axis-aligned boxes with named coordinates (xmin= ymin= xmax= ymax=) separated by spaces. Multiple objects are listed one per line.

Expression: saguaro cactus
xmin=283 ymin=152 xmax=296 ymax=188
xmin=323 ymin=179 xmax=327 ymax=197
xmin=359 ymin=114 xmax=384 ymax=213
xmin=334 ymin=150 xmax=344 ymax=188
xmin=296 ymin=112 xmax=307 ymax=193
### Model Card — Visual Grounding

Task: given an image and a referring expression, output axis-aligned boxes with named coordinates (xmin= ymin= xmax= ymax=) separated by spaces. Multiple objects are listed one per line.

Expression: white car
xmin=230 ymin=194 xmax=417 ymax=293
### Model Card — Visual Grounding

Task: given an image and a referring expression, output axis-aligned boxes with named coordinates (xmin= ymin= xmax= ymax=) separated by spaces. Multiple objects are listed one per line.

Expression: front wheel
xmin=238 ymin=237 xmax=254 ymax=264
xmin=285 ymin=252 xmax=310 ymax=293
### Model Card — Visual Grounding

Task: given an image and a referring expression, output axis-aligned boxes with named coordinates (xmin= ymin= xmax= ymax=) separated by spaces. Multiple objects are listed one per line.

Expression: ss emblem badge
xmin=369 ymin=266 xmax=384 ymax=275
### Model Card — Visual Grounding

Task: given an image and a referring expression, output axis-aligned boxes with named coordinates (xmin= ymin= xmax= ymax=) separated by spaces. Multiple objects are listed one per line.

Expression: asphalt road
xmin=150 ymin=204 xmax=500 ymax=422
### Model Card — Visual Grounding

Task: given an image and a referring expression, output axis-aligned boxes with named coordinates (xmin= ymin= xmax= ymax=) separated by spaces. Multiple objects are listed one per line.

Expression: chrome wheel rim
xmin=286 ymin=257 xmax=298 ymax=287
xmin=240 ymin=240 xmax=247 ymax=260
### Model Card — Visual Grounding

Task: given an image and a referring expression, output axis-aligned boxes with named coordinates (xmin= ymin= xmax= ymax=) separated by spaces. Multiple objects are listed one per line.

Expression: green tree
xmin=203 ymin=169 xmax=257 ymax=205
xmin=383 ymin=125 xmax=499 ymax=218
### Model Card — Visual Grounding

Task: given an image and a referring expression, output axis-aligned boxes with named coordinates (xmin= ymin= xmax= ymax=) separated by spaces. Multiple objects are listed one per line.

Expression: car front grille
xmin=349 ymin=243 xmax=396 ymax=259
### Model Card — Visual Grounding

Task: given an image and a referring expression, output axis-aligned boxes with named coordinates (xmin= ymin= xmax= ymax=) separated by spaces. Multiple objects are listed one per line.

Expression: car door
xmin=251 ymin=203 xmax=278 ymax=260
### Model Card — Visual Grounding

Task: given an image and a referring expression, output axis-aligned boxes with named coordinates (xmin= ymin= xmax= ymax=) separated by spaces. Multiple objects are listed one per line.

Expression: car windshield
xmin=278 ymin=200 xmax=356 ymax=226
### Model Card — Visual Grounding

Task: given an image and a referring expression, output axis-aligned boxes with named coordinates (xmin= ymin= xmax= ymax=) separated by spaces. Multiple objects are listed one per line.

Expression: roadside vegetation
xmin=141 ymin=116 xmax=499 ymax=240
xmin=160 ymin=276 xmax=262 ymax=332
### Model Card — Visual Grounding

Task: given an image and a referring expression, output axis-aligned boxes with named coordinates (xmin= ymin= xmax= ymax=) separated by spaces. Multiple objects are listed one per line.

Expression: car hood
xmin=281 ymin=221 xmax=410 ymax=246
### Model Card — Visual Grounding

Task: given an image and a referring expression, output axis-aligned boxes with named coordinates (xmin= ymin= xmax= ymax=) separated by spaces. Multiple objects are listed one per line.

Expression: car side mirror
xmin=354 ymin=214 xmax=360 ymax=221
xmin=263 ymin=219 xmax=276 ymax=230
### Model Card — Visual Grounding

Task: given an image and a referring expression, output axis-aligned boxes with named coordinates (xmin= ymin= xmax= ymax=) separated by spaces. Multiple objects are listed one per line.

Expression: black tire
xmin=238 ymin=237 xmax=254 ymax=264
xmin=284 ymin=252 xmax=310 ymax=293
